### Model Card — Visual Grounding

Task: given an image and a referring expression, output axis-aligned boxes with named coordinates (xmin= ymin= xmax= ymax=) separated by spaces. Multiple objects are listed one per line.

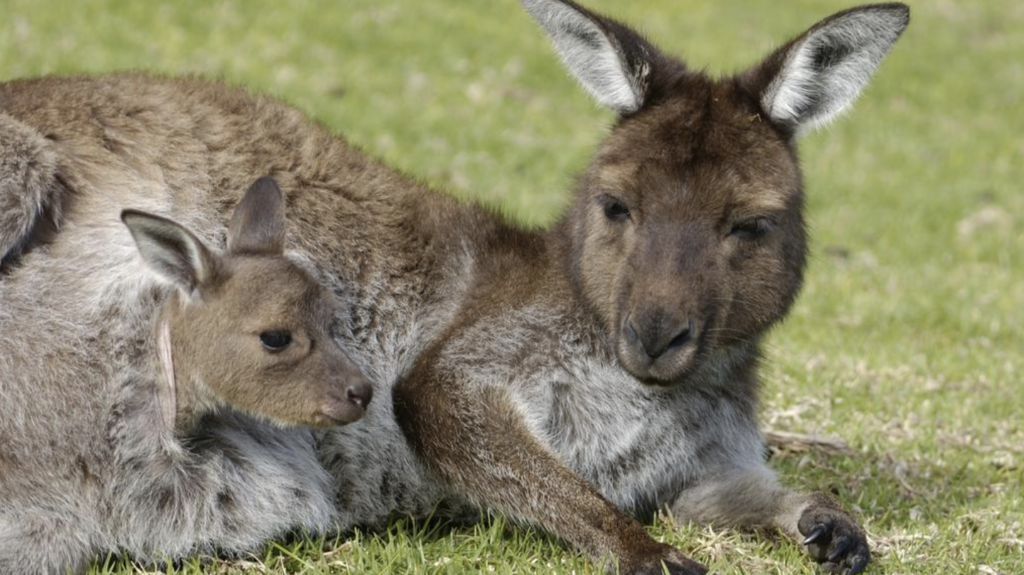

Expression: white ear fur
xmin=156 ymin=320 xmax=177 ymax=430
xmin=761 ymin=4 xmax=909 ymax=135
xmin=122 ymin=210 xmax=216 ymax=296
xmin=522 ymin=0 xmax=649 ymax=114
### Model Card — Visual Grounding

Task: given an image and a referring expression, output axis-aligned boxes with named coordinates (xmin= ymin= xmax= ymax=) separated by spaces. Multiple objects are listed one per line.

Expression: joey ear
xmin=227 ymin=176 xmax=287 ymax=256
xmin=744 ymin=3 xmax=909 ymax=135
xmin=122 ymin=210 xmax=218 ymax=296
xmin=521 ymin=0 xmax=675 ymax=115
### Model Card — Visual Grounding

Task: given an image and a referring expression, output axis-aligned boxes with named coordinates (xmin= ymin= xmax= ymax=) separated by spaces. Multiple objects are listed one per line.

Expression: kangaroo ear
xmin=122 ymin=210 xmax=217 ymax=296
xmin=743 ymin=3 xmax=910 ymax=136
xmin=521 ymin=0 xmax=675 ymax=115
xmin=227 ymin=176 xmax=286 ymax=256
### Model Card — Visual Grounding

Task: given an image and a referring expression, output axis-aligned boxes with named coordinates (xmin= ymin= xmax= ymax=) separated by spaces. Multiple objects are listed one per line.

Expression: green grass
xmin=3 ymin=0 xmax=1022 ymax=573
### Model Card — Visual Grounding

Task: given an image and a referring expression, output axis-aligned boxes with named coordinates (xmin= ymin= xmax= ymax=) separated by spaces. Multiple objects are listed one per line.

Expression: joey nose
xmin=319 ymin=375 xmax=373 ymax=427
xmin=345 ymin=380 xmax=373 ymax=410
xmin=625 ymin=312 xmax=694 ymax=360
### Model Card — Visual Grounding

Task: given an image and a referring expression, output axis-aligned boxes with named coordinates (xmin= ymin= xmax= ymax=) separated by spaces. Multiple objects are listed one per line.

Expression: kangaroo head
xmin=525 ymin=1 xmax=909 ymax=384
xmin=122 ymin=176 xmax=372 ymax=428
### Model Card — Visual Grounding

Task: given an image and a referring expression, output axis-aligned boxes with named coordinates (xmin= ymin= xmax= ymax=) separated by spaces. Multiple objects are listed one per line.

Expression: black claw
xmin=803 ymin=524 xmax=828 ymax=545
xmin=848 ymin=555 xmax=870 ymax=575
xmin=826 ymin=536 xmax=853 ymax=562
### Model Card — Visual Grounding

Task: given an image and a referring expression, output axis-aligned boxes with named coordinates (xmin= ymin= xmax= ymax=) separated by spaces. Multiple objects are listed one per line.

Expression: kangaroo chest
xmin=515 ymin=357 xmax=761 ymax=516
xmin=422 ymin=301 xmax=766 ymax=519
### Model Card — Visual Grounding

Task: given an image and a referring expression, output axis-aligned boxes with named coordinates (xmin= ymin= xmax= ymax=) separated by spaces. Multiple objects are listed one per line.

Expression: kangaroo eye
xmin=600 ymin=196 xmax=631 ymax=222
xmin=730 ymin=218 xmax=772 ymax=240
xmin=259 ymin=331 xmax=292 ymax=351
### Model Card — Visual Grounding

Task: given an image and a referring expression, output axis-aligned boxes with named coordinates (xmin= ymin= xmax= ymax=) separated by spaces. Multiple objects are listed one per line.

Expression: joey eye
xmin=602 ymin=199 xmax=631 ymax=222
xmin=730 ymin=218 xmax=772 ymax=240
xmin=259 ymin=330 xmax=292 ymax=351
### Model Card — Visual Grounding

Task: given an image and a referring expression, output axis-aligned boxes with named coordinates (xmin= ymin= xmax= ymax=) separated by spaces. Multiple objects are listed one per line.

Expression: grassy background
xmin=2 ymin=0 xmax=1022 ymax=573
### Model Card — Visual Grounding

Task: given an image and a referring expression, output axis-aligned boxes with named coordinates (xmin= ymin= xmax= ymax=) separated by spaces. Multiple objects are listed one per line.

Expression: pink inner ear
xmin=156 ymin=321 xmax=177 ymax=430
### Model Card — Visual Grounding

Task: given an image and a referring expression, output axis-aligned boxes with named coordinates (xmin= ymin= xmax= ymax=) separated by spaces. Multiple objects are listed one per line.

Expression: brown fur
xmin=569 ymin=78 xmax=807 ymax=382
xmin=0 ymin=2 xmax=908 ymax=573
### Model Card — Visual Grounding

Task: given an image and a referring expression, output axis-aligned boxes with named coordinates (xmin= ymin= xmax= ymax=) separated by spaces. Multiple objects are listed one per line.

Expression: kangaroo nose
xmin=624 ymin=311 xmax=694 ymax=359
xmin=345 ymin=380 xmax=373 ymax=410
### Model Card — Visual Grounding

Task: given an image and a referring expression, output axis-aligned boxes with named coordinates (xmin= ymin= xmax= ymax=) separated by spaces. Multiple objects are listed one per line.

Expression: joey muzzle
xmin=319 ymin=376 xmax=373 ymax=426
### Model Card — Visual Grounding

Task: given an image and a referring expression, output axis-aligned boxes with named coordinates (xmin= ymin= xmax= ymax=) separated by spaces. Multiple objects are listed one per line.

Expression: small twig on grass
xmin=764 ymin=430 xmax=853 ymax=455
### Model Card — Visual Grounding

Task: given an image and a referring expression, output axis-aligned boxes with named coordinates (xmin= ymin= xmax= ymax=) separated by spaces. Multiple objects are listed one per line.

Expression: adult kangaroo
xmin=0 ymin=1 xmax=909 ymax=573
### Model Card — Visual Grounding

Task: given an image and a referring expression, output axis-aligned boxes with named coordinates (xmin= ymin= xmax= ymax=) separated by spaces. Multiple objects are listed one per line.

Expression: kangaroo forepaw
xmin=798 ymin=506 xmax=871 ymax=574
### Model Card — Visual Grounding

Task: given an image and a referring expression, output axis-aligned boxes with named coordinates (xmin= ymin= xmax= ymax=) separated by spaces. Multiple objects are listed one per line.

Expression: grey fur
xmin=0 ymin=254 xmax=336 ymax=573
xmin=0 ymin=112 xmax=60 ymax=265
xmin=0 ymin=2 xmax=906 ymax=573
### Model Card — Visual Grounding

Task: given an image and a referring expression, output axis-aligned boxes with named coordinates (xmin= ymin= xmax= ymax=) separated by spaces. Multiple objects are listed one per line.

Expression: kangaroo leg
xmin=670 ymin=465 xmax=870 ymax=575
xmin=394 ymin=372 xmax=707 ymax=575
xmin=0 ymin=112 xmax=62 ymax=264
xmin=0 ymin=506 xmax=97 ymax=575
